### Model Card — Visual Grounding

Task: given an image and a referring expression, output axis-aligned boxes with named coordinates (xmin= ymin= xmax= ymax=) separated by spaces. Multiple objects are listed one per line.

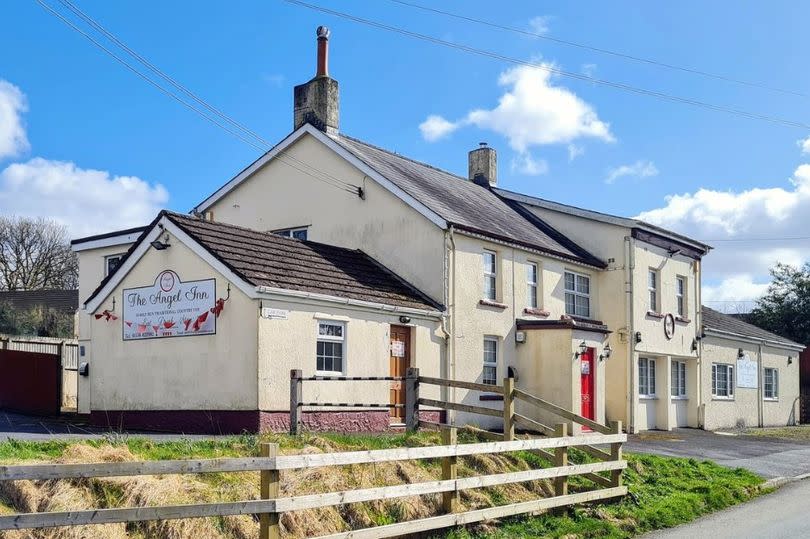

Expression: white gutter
xmin=624 ymin=235 xmax=636 ymax=433
xmin=703 ymin=328 xmax=805 ymax=352
xmin=254 ymin=285 xmax=443 ymax=320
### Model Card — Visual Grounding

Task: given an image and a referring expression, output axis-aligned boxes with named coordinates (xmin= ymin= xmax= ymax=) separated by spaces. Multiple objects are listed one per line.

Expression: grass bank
xmin=0 ymin=432 xmax=764 ymax=539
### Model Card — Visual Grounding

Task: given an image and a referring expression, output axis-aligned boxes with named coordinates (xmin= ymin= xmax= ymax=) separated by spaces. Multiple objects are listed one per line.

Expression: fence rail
xmin=0 ymin=431 xmax=627 ymax=535
xmin=0 ymin=336 xmax=79 ymax=370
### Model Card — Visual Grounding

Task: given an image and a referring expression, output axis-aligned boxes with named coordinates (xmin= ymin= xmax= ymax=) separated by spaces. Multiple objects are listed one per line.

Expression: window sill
xmin=670 ymin=396 xmax=689 ymax=401
xmin=712 ymin=397 xmax=735 ymax=401
xmin=479 ymin=394 xmax=504 ymax=402
xmin=479 ymin=299 xmax=508 ymax=309
xmin=764 ymin=398 xmax=779 ymax=402
xmin=675 ymin=316 xmax=691 ymax=324
xmin=315 ymin=371 xmax=345 ymax=378
xmin=639 ymin=395 xmax=658 ymax=400
xmin=523 ymin=307 xmax=550 ymax=317
xmin=646 ymin=310 xmax=665 ymax=319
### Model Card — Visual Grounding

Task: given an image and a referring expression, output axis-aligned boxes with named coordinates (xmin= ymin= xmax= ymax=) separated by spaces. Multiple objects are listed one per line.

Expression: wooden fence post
xmin=502 ymin=376 xmax=515 ymax=441
xmin=553 ymin=423 xmax=568 ymax=497
xmin=441 ymin=425 xmax=459 ymax=514
xmin=405 ymin=367 xmax=420 ymax=432
xmin=259 ymin=442 xmax=280 ymax=539
xmin=289 ymin=369 xmax=302 ymax=435
xmin=610 ymin=420 xmax=623 ymax=487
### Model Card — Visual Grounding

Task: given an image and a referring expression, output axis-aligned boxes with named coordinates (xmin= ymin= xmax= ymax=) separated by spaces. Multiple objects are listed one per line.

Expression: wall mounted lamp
xmin=150 ymin=237 xmax=171 ymax=250
xmin=574 ymin=340 xmax=588 ymax=359
xmin=599 ymin=343 xmax=612 ymax=361
xmin=398 ymin=315 xmax=411 ymax=324
xmin=634 ymin=331 xmax=642 ymax=344
xmin=691 ymin=338 xmax=699 ymax=353
xmin=737 ymin=348 xmax=745 ymax=359
xmin=788 ymin=356 xmax=793 ymax=365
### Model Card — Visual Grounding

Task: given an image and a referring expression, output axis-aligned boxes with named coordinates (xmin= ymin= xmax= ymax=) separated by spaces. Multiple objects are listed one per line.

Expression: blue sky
xmin=2 ymin=1 xmax=810 ymax=309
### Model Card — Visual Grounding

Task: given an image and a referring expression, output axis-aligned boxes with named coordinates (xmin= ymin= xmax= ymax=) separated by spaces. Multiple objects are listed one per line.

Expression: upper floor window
xmin=711 ymin=363 xmax=734 ymax=399
xmin=648 ymin=269 xmax=659 ymax=312
xmin=483 ymin=337 xmax=498 ymax=385
xmin=564 ymin=271 xmax=590 ymax=318
xmin=483 ymin=250 xmax=497 ymax=301
xmin=274 ymin=227 xmax=308 ymax=241
xmin=527 ymin=262 xmax=539 ymax=309
xmin=639 ymin=357 xmax=656 ymax=397
xmin=105 ymin=253 xmax=125 ymax=276
xmin=676 ymin=276 xmax=687 ymax=317
xmin=764 ymin=368 xmax=779 ymax=400
xmin=316 ymin=321 xmax=345 ymax=374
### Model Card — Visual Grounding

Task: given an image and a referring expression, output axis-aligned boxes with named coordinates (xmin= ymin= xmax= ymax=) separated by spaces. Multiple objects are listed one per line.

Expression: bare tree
xmin=0 ymin=216 xmax=78 ymax=290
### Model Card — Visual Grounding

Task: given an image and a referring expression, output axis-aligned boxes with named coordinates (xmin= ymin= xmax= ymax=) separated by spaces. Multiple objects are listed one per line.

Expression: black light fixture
xmin=574 ymin=340 xmax=588 ymax=359
xmin=150 ymin=238 xmax=170 ymax=250
xmin=600 ymin=343 xmax=612 ymax=361
xmin=398 ymin=315 xmax=411 ymax=324
xmin=691 ymin=338 xmax=699 ymax=353
xmin=737 ymin=348 xmax=745 ymax=358
xmin=788 ymin=356 xmax=794 ymax=365
xmin=634 ymin=331 xmax=642 ymax=344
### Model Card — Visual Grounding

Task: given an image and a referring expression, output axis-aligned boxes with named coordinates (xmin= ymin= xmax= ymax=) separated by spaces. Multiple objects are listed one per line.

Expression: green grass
xmin=441 ymin=454 xmax=765 ymax=539
xmin=737 ymin=425 xmax=810 ymax=440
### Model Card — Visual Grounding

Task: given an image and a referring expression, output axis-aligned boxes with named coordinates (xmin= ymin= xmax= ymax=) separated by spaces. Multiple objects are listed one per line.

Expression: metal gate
xmin=0 ymin=349 xmax=62 ymax=415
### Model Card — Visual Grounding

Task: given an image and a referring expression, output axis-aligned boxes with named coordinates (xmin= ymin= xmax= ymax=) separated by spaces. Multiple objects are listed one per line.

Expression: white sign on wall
xmin=123 ymin=270 xmax=216 ymax=340
xmin=736 ymin=354 xmax=758 ymax=388
xmin=261 ymin=307 xmax=289 ymax=320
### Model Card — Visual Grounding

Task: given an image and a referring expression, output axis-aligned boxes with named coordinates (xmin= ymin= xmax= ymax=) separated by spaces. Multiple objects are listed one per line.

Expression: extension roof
xmin=84 ymin=211 xmax=441 ymax=314
xmin=0 ymin=289 xmax=78 ymax=314
xmin=702 ymin=305 xmax=804 ymax=350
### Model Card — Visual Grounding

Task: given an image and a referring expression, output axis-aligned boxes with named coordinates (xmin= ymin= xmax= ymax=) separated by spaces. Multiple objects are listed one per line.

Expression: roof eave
xmin=703 ymin=327 xmax=805 ymax=352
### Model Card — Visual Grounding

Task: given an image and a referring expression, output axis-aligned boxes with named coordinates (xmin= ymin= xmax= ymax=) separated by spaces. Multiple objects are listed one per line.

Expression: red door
xmin=580 ymin=348 xmax=595 ymax=421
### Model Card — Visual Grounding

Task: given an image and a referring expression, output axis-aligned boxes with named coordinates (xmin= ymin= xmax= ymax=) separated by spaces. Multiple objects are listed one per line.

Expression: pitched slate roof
xmin=0 ymin=290 xmax=79 ymax=314
xmin=702 ymin=306 xmax=804 ymax=349
xmin=329 ymin=134 xmax=606 ymax=268
xmin=86 ymin=211 xmax=441 ymax=313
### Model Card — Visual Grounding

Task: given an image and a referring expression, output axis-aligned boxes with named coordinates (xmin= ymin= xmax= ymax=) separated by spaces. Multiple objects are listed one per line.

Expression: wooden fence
xmin=0 ymin=431 xmax=627 ymax=537
xmin=0 ymin=336 xmax=79 ymax=370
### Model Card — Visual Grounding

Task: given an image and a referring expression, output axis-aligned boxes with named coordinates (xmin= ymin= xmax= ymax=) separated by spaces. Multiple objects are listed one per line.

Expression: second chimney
xmin=293 ymin=26 xmax=339 ymax=134
xmin=468 ymin=142 xmax=497 ymax=187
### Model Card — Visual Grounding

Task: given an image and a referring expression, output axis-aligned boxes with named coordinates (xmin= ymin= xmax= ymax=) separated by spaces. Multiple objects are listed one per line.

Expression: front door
xmin=580 ymin=347 xmax=595 ymax=421
xmin=389 ymin=325 xmax=411 ymax=424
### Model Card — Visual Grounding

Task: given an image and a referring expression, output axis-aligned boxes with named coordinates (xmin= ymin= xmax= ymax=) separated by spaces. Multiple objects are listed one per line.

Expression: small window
xmin=639 ymin=357 xmax=656 ymax=397
xmin=711 ymin=363 xmax=734 ymax=398
xmin=483 ymin=338 xmax=498 ymax=385
xmin=564 ymin=271 xmax=590 ymax=318
xmin=105 ymin=253 xmax=125 ymax=276
xmin=483 ymin=250 xmax=497 ymax=301
xmin=764 ymin=368 xmax=779 ymax=400
xmin=274 ymin=227 xmax=308 ymax=240
xmin=671 ymin=361 xmax=686 ymax=397
xmin=676 ymin=276 xmax=686 ymax=317
xmin=527 ymin=262 xmax=539 ymax=309
xmin=648 ymin=269 xmax=658 ymax=312
xmin=316 ymin=321 xmax=345 ymax=374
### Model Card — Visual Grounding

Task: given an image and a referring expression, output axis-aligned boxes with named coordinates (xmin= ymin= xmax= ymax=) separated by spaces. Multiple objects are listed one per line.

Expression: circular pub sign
xmin=159 ymin=271 xmax=176 ymax=292
xmin=663 ymin=313 xmax=676 ymax=340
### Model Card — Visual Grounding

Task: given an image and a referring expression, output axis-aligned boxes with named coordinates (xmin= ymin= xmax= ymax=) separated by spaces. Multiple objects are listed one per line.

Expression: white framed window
xmin=711 ymin=363 xmax=734 ymax=399
xmin=671 ymin=361 xmax=687 ymax=397
xmin=104 ymin=253 xmax=125 ymax=276
xmin=483 ymin=250 xmax=497 ymax=301
xmin=564 ymin=271 xmax=591 ymax=318
xmin=316 ymin=321 xmax=345 ymax=374
xmin=648 ymin=269 xmax=658 ymax=312
xmin=274 ymin=226 xmax=308 ymax=240
xmin=527 ymin=262 xmax=539 ymax=309
xmin=676 ymin=276 xmax=687 ymax=317
xmin=764 ymin=368 xmax=779 ymax=400
xmin=483 ymin=337 xmax=498 ymax=385
xmin=639 ymin=357 xmax=656 ymax=397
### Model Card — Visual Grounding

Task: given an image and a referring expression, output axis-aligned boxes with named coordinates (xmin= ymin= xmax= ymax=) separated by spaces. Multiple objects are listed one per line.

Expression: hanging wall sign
xmin=123 ymin=270 xmax=216 ymax=340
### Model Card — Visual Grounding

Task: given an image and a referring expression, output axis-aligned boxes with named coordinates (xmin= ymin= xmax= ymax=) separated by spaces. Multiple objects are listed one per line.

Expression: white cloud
xmin=605 ymin=160 xmax=658 ymax=184
xmin=798 ymin=136 xmax=810 ymax=154
xmin=0 ymin=158 xmax=168 ymax=237
xmin=0 ymin=80 xmax=30 ymax=161
xmin=419 ymin=114 xmax=460 ymax=142
xmin=568 ymin=144 xmax=585 ymax=161
xmin=528 ymin=16 xmax=551 ymax=35
xmin=420 ymin=64 xmax=614 ymax=151
xmin=510 ymin=152 xmax=549 ymax=176
xmin=702 ymin=274 xmax=770 ymax=312
xmin=636 ymin=164 xmax=810 ymax=303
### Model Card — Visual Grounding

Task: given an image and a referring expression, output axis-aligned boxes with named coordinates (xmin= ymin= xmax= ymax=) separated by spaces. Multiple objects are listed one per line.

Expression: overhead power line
xmin=387 ymin=0 xmax=810 ymax=99
xmin=286 ymin=0 xmax=810 ymax=131
xmin=35 ymin=0 xmax=362 ymax=196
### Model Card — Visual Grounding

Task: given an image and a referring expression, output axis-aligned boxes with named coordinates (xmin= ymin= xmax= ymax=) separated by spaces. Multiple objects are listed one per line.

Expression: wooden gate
xmin=0 ymin=349 xmax=61 ymax=415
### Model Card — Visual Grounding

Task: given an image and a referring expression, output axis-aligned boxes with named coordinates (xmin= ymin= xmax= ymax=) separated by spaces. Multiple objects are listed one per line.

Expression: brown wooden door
xmin=389 ymin=325 xmax=411 ymax=423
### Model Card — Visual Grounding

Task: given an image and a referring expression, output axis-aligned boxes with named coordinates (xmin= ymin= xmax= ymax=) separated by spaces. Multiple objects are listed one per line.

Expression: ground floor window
xmin=764 ymin=368 xmax=779 ymax=400
xmin=638 ymin=357 xmax=656 ymax=397
xmin=483 ymin=337 xmax=498 ymax=385
xmin=671 ymin=360 xmax=686 ymax=397
xmin=316 ymin=321 xmax=345 ymax=374
xmin=711 ymin=363 xmax=734 ymax=398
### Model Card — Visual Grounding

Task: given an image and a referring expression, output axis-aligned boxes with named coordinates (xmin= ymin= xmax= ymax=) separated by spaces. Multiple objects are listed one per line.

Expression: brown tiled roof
xmin=702 ymin=306 xmax=804 ymax=349
xmin=86 ymin=211 xmax=441 ymax=313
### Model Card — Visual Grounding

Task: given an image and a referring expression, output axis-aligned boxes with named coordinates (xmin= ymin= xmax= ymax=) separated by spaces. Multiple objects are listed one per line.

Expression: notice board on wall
xmin=736 ymin=354 xmax=758 ymax=388
xmin=122 ymin=270 xmax=216 ymax=340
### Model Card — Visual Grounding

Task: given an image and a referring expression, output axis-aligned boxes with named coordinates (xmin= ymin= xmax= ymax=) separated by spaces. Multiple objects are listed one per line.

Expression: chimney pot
xmin=316 ymin=26 xmax=330 ymax=77
xmin=469 ymin=144 xmax=497 ymax=188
